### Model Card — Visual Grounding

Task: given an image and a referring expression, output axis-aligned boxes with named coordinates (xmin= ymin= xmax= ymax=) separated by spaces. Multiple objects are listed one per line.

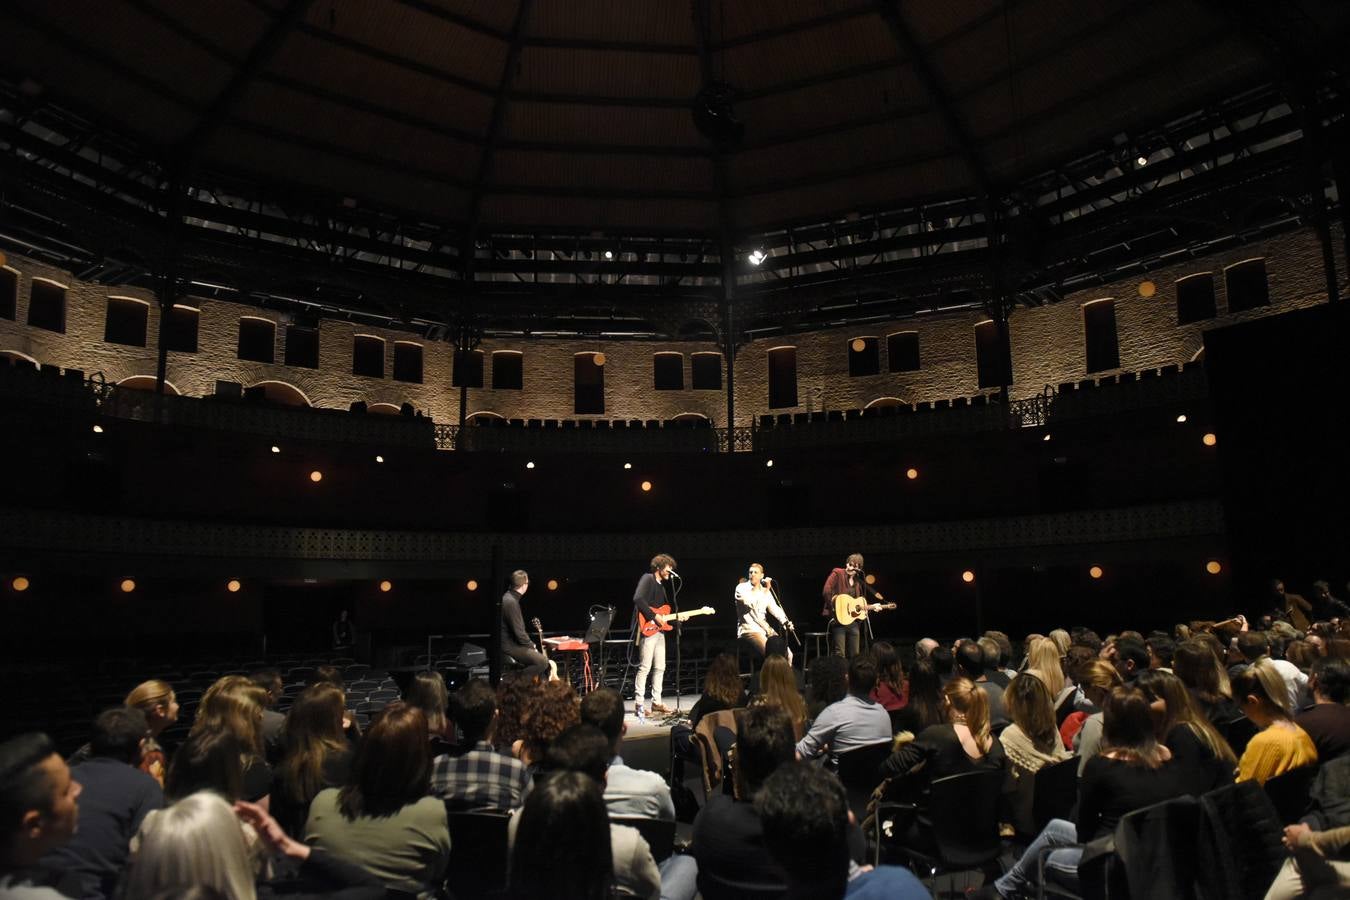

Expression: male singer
xmin=736 ymin=562 xmax=794 ymax=664
xmin=633 ymin=553 xmax=677 ymax=716
xmin=821 ymin=553 xmax=870 ymax=659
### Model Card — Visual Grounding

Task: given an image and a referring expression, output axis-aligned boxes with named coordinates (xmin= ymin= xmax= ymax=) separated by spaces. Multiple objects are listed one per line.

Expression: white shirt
xmin=1269 ymin=658 xmax=1310 ymax=712
xmin=734 ymin=581 xmax=789 ymax=638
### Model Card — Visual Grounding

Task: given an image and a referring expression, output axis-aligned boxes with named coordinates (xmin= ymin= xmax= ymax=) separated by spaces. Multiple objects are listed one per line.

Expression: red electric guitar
xmin=635 ymin=604 xmax=715 ymax=642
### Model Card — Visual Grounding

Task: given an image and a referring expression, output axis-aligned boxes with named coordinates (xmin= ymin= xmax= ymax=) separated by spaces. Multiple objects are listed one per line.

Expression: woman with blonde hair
xmin=192 ymin=676 xmax=271 ymax=804
xmin=753 ymin=655 xmax=807 ymax=739
xmin=1134 ymin=670 xmax=1236 ymax=789
xmin=1173 ymin=638 xmax=1239 ymax=725
xmin=1232 ymin=660 xmax=1318 ymax=785
xmin=122 ymin=680 xmax=179 ymax=786
xmin=1026 ymin=637 xmax=1067 ymax=699
xmin=1072 ymin=659 xmax=1124 ymax=774
xmin=1002 ymin=672 xmax=1071 ymax=775
xmin=879 ymin=678 xmax=1005 ymax=800
xmin=122 ymin=791 xmax=382 ymax=900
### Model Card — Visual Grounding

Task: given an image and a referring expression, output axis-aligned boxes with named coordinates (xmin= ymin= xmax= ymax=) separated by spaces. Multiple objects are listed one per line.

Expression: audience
xmin=247 ymin=670 xmax=287 ymax=766
xmin=1072 ymin=659 xmax=1124 ymax=774
xmin=165 ymin=731 xmax=246 ymax=803
xmin=513 ymin=680 xmax=580 ymax=769
xmin=508 ymin=769 xmax=612 ymax=900
xmin=1295 ymin=657 xmax=1350 ymax=762
xmin=578 ymin=688 xmax=674 ymax=821
xmin=121 ymin=680 xmax=179 ymax=787
xmin=754 ymin=655 xmax=808 ymax=739
xmin=403 ymin=671 xmax=454 ymax=757
xmin=1000 ymin=671 xmax=1071 ymax=793
xmin=304 ymin=703 xmax=450 ymax=897
xmin=1173 ymin=638 xmax=1240 ymax=726
xmin=0 ymin=733 xmax=83 ymax=899
xmin=805 ymin=656 xmax=849 ymax=722
xmin=891 ymin=658 xmax=945 ymax=736
xmin=1236 ymin=632 xmax=1310 ymax=713
xmin=956 ymin=641 xmax=1008 ymax=730
xmin=1233 ymin=660 xmax=1319 ymax=785
xmin=796 ymin=653 xmax=892 ymax=766
xmin=431 ymin=679 xmax=529 ymax=810
xmin=270 ymin=683 xmax=353 ymax=837
xmin=190 ymin=676 xmax=271 ymax=805
xmin=40 ymin=709 xmax=163 ymax=900
xmin=1133 ymin=669 xmax=1237 ymax=789
xmin=868 ymin=642 xmax=908 ymax=710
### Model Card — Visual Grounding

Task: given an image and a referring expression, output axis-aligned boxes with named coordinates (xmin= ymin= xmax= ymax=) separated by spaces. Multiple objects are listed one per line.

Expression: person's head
xmin=511 ymin=569 xmax=529 ymax=595
xmin=1147 ymin=636 xmax=1175 ymax=670
xmin=747 ymin=562 xmax=765 ymax=587
xmin=0 ymin=733 xmax=80 ymax=867
xmin=844 ymin=553 xmax=864 ymax=576
xmin=914 ymin=637 xmax=939 ymax=660
xmin=165 ymin=731 xmax=244 ymax=802
xmin=451 ymin=678 xmax=500 ymax=746
xmin=1113 ymin=637 xmax=1149 ymax=680
xmin=89 ymin=707 xmax=150 ymax=765
xmin=308 ymin=665 xmax=344 ymax=690
xmin=1232 ymin=660 xmax=1292 ymax=725
xmin=847 ymin=652 xmax=878 ymax=698
xmin=404 ymin=670 xmax=450 ymax=736
xmin=338 ymin=701 xmax=430 ymax=819
xmin=871 ymin=641 xmax=903 ymax=690
xmin=702 ymin=653 xmax=744 ymax=708
xmin=1100 ymin=685 xmax=1167 ymax=767
xmin=578 ymin=688 xmax=625 ymax=754
xmin=755 ymin=656 xmax=806 ymax=728
xmin=493 ymin=673 xmax=533 ymax=751
xmin=976 ymin=637 xmax=1001 ymax=673
xmin=509 ymin=770 xmax=611 ymax=900
xmin=1136 ymin=669 xmax=1237 ymax=764
xmin=1237 ymin=631 xmax=1270 ymax=663
xmin=1173 ymin=639 xmax=1229 ymax=703
xmin=1048 ymin=629 xmax=1071 ymax=656
xmin=1309 ymin=656 xmax=1350 ymax=704
xmin=519 ymin=680 xmax=580 ymax=765
xmin=756 ymin=762 xmax=851 ymax=894
xmin=954 ymin=642 xmax=984 ymax=680
xmin=541 ymin=724 xmax=610 ymax=783
xmin=736 ymin=704 xmax=796 ymax=797
xmin=805 ymin=656 xmax=847 ymax=717
xmin=247 ymin=670 xmax=283 ymax=709
xmin=1270 ymin=578 xmax=1286 ymax=599
xmin=121 ymin=791 xmax=256 ymax=900
xmin=650 ymin=554 xmax=676 ymax=578
xmin=125 ymin=680 xmax=179 ymax=737
xmin=1064 ymin=645 xmax=1098 ymax=686
xmin=903 ymin=658 xmax=944 ymax=731
xmin=1285 ymin=640 xmax=1318 ymax=670
xmin=985 ymin=630 xmax=1014 ymax=667
xmin=1313 ymin=580 xmax=1332 ymax=601
xmin=1027 ymin=637 xmax=1066 ymax=697
xmin=193 ymin=676 xmax=266 ymax=759
xmin=1079 ymin=658 xmax=1125 ymax=708
xmin=942 ymin=677 xmax=991 ymax=747
xmin=764 ymin=635 xmax=788 ymax=659
xmin=1005 ymin=672 xmax=1057 ymax=753
xmin=930 ymin=645 xmax=954 ymax=679
xmin=279 ymin=683 xmax=346 ymax=805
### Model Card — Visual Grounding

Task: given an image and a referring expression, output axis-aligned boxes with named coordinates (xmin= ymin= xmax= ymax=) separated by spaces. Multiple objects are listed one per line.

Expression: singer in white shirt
xmin=736 ymin=563 xmax=794 ymax=664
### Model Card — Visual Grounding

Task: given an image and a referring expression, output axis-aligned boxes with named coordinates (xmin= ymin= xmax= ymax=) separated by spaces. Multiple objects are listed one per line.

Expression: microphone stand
xmin=767 ymin=580 xmax=800 ymax=648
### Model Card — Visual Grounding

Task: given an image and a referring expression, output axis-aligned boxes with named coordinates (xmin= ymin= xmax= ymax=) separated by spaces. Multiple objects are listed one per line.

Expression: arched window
xmin=1082 ymin=298 xmax=1120 ymax=373
xmin=245 ymin=381 xmax=311 ymax=407
xmin=767 ymin=346 xmax=798 ymax=409
xmin=353 ymin=335 xmax=385 ymax=379
xmin=1224 ymin=258 xmax=1269 ymax=313
xmin=1176 ymin=273 xmax=1216 ymax=325
xmin=886 ymin=331 xmax=920 ymax=372
xmin=117 ymin=376 xmax=181 ymax=395
xmin=846 ymin=337 xmax=880 ymax=377
xmin=653 ymin=352 xmax=684 ymax=390
xmin=104 ymin=297 xmax=149 ymax=347
xmin=238 ymin=317 xmax=276 ymax=363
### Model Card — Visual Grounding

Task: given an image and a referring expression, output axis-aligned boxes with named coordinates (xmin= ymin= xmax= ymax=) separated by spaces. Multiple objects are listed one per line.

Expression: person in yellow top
xmin=1232 ymin=659 xmax=1318 ymax=785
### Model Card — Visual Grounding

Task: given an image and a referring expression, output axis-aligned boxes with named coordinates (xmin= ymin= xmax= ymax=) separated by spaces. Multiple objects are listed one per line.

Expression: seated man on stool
xmin=501 ymin=570 xmax=556 ymax=682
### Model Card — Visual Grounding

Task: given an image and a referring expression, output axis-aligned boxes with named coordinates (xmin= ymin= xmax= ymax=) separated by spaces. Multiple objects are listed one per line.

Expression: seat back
xmin=446 ymin=808 xmax=511 ymax=898
xmin=834 ymin=741 xmax=892 ymax=822
xmin=693 ymin=709 xmax=743 ymax=794
xmin=697 ymin=867 xmax=786 ymax=900
xmin=1219 ymin=717 xmax=1258 ymax=758
xmin=611 ymin=816 xmax=676 ymax=862
xmin=926 ymin=768 xmax=1005 ymax=870
xmin=1262 ymin=763 xmax=1317 ymax=824
xmin=1033 ymin=756 xmax=1081 ymax=833
xmin=1196 ymin=781 xmax=1284 ymax=900
xmin=1110 ymin=795 xmax=1201 ymax=900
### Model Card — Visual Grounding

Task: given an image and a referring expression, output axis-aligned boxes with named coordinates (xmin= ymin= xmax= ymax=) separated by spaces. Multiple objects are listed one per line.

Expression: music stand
xmin=584 ymin=606 xmax=614 ymax=689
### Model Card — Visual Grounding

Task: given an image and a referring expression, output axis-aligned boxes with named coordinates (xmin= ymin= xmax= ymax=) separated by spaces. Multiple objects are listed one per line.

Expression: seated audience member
xmin=192 ymin=676 xmax=271 ymax=804
xmin=304 ymin=703 xmax=450 ymax=897
xmin=671 ymin=654 xmax=746 ymax=774
xmin=122 ymin=680 xmax=179 ymax=787
xmin=796 ymin=653 xmax=893 ymax=766
xmin=1111 ymin=636 xmax=1150 ymax=682
xmin=431 ymin=679 xmax=529 ymax=810
xmin=578 ymin=688 xmax=674 ymax=821
xmin=805 ymin=656 xmax=849 ymax=722
xmin=986 ymin=630 xmax=1019 ymax=681
xmin=41 ymin=709 xmax=163 ymax=899
xmin=879 ymin=677 xmax=1006 ymax=825
xmin=514 ymin=680 xmax=580 ymax=769
xmin=1134 ymin=670 xmax=1237 ymax=789
xmin=509 ymin=770 xmax=614 ymax=900
xmin=1234 ymin=660 xmax=1318 ymax=785
xmin=1237 ymin=632 xmax=1310 ymax=713
xmin=690 ymin=705 xmax=799 ymax=892
xmin=1001 ymin=672 xmax=1072 ymax=779
xmin=891 ymin=658 xmax=945 ymax=736
xmin=248 ymin=670 xmax=288 ymax=766
xmin=492 ymin=673 xmax=533 ymax=754
xmin=956 ymin=642 xmax=1008 ymax=730
xmin=307 ymin=666 xmax=361 ymax=743
xmin=930 ymin=645 xmax=956 ymax=684
xmin=1286 ymin=640 xmax=1319 ymax=672
xmin=975 ymin=685 xmax=1213 ymax=899
xmin=754 ymin=655 xmax=809 ymax=739
xmin=1295 ymin=657 xmax=1350 ymax=762
xmin=122 ymin=792 xmax=383 ymax=900
xmin=1073 ymin=659 xmax=1124 ymax=774
xmin=869 ymin=642 xmax=908 ymax=709
xmin=1147 ymin=635 xmax=1176 ymax=673
xmin=1027 ymin=635 xmax=1081 ymax=724
xmin=1174 ymin=638 xmax=1241 ymax=725
xmin=1267 ymin=821 xmax=1350 ymax=900
xmin=403 ymin=670 xmax=454 ymax=757
xmin=0 ymin=733 xmax=83 ymax=899
xmin=515 ymin=725 xmax=659 ymax=900
xmin=1311 ymin=579 xmax=1350 ymax=620
xmin=913 ymin=637 xmax=940 ymax=661
xmin=165 ymin=731 xmax=246 ymax=802
xmin=271 ymin=683 xmax=353 ymax=837
xmin=978 ymin=637 xmax=1010 ymax=689
xmin=756 ymin=762 xmax=930 ymax=900
xmin=1048 ymin=629 xmax=1072 ymax=657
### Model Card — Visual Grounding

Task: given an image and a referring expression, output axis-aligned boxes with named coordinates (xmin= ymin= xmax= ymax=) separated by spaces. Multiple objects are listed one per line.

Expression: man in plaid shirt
xmin=429 ymin=679 xmax=529 ymax=810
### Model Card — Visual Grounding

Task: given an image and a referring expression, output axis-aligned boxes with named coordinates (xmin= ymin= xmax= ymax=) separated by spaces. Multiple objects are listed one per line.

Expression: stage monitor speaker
xmin=457 ymin=642 xmax=487 ymax=667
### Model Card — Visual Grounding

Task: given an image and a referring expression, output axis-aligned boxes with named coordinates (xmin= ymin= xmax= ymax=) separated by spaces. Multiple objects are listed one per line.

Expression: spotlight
xmin=375 ymin=455 xmax=384 ymax=463
xmin=227 ymin=579 xmax=241 ymax=593
xmin=748 ymin=248 xmax=766 ymax=266
xmin=1175 ymin=414 xmax=1187 ymax=424
xmin=310 ymin=470 xmax=323 ymax=482
xmin=1089 ymin=566 xmax=1104 ymax=579
xmin=526 ymin=461 xmax=535 ymax=469
xmin=466 ymin=580 xmax=479 ymax=592
xmin=271 ymin=445 xmax=280 ymax=453
xmin=1138 ymin=280 xmax=1157 ymax=298
xmin=593 ymin=352 xmax=606 ymax=366
xmin=379 ymin=580 xmax=392 ymax=592
xmin=906 ymin=468 xmax=918 ymax=480
xmin=547 ymin=579 xmax=559 ymax=591
xmin=865 ymin=574 xmax=876 ymax=586
xmin=961 ymin=570 xmax=975 ymax=584
xmin=1205 ymin=560 xmax=1222 ymax=575
xmin=1202 ymin=433 xmax=1217 ymax=447
xmin=766 ymin=459 xmax=774 ymax=468
xmin=120 ymin=578 xmax=136 ymax=593
xmin=12 ymin=576 xmax=29 ymax=592
xmin=623 ymin=462 xmax=632 ymax=469
xmin=603 ymin=249 xmax=614 ymax=260
xmin=1042 ymin=434 xmax=1052 ymax=442
xmin=851 ymin=338 xmax=866 ymax=353
xmin=1136 ymin=155 xmax=1149 ymax=167
xmin=641 ymin=481 xmax=652 ymax=492
xmin=92 ymin=424 xmax=104 ymax=434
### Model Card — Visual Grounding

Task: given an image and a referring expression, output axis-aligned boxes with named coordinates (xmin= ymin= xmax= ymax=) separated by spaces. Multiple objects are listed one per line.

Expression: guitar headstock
xmin=531 ymin=617 xmax=542 ymax=630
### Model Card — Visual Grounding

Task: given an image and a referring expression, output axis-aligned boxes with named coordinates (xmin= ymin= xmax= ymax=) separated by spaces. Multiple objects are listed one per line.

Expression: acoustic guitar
xmin=635 ymin=604 xmax=715 ymax=642
xmin=833 ymin=594 xmax=896 ymax=627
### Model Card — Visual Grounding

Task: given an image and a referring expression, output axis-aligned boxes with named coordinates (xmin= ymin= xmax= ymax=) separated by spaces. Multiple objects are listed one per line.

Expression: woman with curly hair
xmin=191 ymin=676 xmax=271 ymax=804
xmin=514 ymin=680 xmax=580 ymax=768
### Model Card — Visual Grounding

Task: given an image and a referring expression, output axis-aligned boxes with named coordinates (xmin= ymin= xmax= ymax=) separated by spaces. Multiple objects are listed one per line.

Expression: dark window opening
xmin=237 ymin=318 xmax=275 ymax=363
xmin=284 ymin=325 xmax=318 ymax=368
xmin=163 ymin=306 xmax=199 ymax=354
xmin=768 ymin=347 xmax=798 ymax=409
xmin=653 ymin=353 xmax=684 ymax=390
xmin=28 ymin=281 xmax=66 ymax=333
xmin=574 ymin=354 xmax=604 ymax=414
xmin=393 ymin=342 xmax=423 ymax=384
xmin=1226 ymin=259 xmax=1269 ymax=313
xmin=691 ymin=352 xmax=722 ymax=390
xmin=1083 ymin=300 xmax=1120 ymax=374
xmin=103 ymin=298 xmax=148 ymax=347
xmin=974 ymin=321 xmax=1012 ymax=389
xmin=847 ymin=337 xmax=880 ymax=377
xmin=887 ymin=332 xmax=920 ymax=372
xmin=492 ymin=352 xmax=523 ymax=390
xmin=1176 ymin=274 xmax=1216 ymax=325
xmin=0 ymin=269 xmax=15 ymax=320
xmin=453 ymin=349 xmax=484 ymax=388
xmin=353 ymin=336 xmax=385 ymax=378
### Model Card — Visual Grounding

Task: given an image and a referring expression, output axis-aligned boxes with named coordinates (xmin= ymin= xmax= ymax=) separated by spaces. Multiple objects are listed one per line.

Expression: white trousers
xmin=634 ymin=632 xmax=666 ymax=705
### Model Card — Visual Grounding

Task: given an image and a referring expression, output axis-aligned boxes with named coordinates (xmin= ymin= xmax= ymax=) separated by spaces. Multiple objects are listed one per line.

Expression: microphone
xmin=763 ymin=576 xmax=772 ymax=584
xmin=668 ymin=570 xmax=682 ymax=580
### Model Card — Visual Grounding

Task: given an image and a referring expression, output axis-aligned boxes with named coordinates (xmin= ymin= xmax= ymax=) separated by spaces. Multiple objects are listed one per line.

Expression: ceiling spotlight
xmin=12 ymin=576 xmax=30 ymax=592
xmin=547 ymin=579 xmax=559 ymax=591
xmin=1202 ymin=433 xmax=1217 ymax=447
xmin=906 ymin=468 xmax=919 ymax=480
xmin=623 ymin=462 xmax=632 ymax=470
xmin=466 ymin=579 xmax=479 ymax=592
xmin=1138 ymin=280 xmax=1157 ymax=298
xmin=310 ymin=470 xmax=323 ymax=482
xmin=641 ymin=480 xmax=652 ymax=492
xmin=92 ymin=424 xmax=104 ymax=434
xmin=375 ymin=455 xmax=384 ymax=463
xmin=271 ymin=445 xmax=280 ymax=453
xmin=120 ymin=578 xmax=136 ymax=593
xmin=865 ymin=574 xmax=876 ymax=585
xmin=593 ymin=352 xmax=606 ymax=366
xmin=1205 ymin=560 xmax=1222 ymax=575
xmin=227 ymin=580 xmax=241 ymax=593
xmin=961 ymin=570 xmax=975 ymax=584
xmin=1175 ymin=414 xmax=1187 ymax=424
xmin=526 ymin=461 xmax=535 ymax=469
xmin=1089 ymin=565 xmax=1104 ymax=579
xmin=1136 ymin=155 xmax=1149 ymax=167
xmin=748 ymin=248 xmax=766 ymax=266
xmin=603 ymin=249 xmax=614 ymax=260
xmin=1042 ymin=433 xmax=1052 ymax=442
xmin=766 ymin=459 xmax=774 ymax=468
xmin=851 ymin=338 xmax=866 ymax=353
xmin=379 ymin=580 xmax=392 ymax=592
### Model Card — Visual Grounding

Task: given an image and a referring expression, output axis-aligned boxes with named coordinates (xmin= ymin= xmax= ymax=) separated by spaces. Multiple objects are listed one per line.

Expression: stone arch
xmin=466 ymin=410 xmax=505 ymax=420
xmin=670 ymin=411 xmax=710 ymax=422
xmin=0 ymin=349 xmax=40 ymax=369
xmin=117 ymin=375 xmax=181 ymax=395
xmin=368 ymin=402 xmax=402 ymax=416
xmin=246 ymin=380 xmax=312 ymax=407
xmin=865 ymin=396 xmax=907 ymax=408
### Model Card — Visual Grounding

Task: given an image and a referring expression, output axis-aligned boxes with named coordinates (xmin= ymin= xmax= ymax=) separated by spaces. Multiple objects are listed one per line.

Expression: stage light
xmin=12 ymin=576 xmax=29 ymax=592
xmin=310 ymin=470 xmax=323 ymax=482
xmin=766 ymin=459 xmax=774 ymax=468
xmin=1136 ymin=155 xmax=1149 ymax=167
xmin=466 ymin=580 xmax=479 ymax=592
xmin=92 ymin=424 xmax=103 ymax=434
xmin=227 ymin=579 xmax=241 ymax=593
xmin=1089 ymin=566 xmax=1104 ymax=579
xmin=526 ymin=461 xmax=535 ymax=469
xmin=603 ymin=249 xmax=614 ymax=260
xmin=379 ymin=580 xmax=392 ymax=592
xmin=961 ymin=570 xmax=975 ymax=583
xmin=1206 ymin=560 xmax=1222 ymax=575
xmin=1138 ymin=280 xmax=1157 ymax=298
xmin=120 ymin=578 xmax=136 ymax=593
xmin=593 ymin=352 xmax=606 ymax=366
xmin=1202 ymin=433 xmax=1217 ymax=447
xmin=748 ymin=248 xmax=766 ymax=266
xmin=851 ymin=338 xmax=866 ymax=353
xmin=623 ymin=462 xmax=632 ymax=469
xmin=1042 ymin=434 xmax=1052 ymax=442
xmin=271 ymin=445 xmax=280 ymax=453
xmin=641 ymin=480 xmax=652 ymax=492
xmin=547 ymin=579 xmax=559 ymax=591
xmin=1176 ymin=414 xmax=1187 ymax=423
xmin=906 ymin=467 xmax=918 ymax=480
xmin=375 ymin=455 xmax=384 ymax=463
xmin=865 ymin=574 xmax=876 ymax=585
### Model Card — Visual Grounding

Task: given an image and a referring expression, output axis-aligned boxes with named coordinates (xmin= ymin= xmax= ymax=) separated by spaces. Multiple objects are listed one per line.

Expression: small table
xmin=544 ymin=637 xmax=594 ymax=692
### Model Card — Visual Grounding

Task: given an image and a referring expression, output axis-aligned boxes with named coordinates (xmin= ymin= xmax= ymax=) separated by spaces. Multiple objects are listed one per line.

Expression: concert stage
xmin=616 ymin=691 xmax=701 ymax=780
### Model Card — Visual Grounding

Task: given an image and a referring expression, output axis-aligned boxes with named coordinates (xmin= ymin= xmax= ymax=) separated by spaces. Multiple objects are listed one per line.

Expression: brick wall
xmin=1 ymin=224 xmax=1343 ymax=427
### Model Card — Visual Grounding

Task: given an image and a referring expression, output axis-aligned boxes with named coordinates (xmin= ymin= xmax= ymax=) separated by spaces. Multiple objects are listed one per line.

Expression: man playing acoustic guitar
xmin=633 ymin=553 xmax=677 ymax=717
xmin=821 ymin=553 xmax=890 ymax=659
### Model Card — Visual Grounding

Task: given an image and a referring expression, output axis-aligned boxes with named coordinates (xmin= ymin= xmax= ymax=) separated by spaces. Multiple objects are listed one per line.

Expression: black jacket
xmin=1195 ymin=781 xmax=1285 ymax=900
